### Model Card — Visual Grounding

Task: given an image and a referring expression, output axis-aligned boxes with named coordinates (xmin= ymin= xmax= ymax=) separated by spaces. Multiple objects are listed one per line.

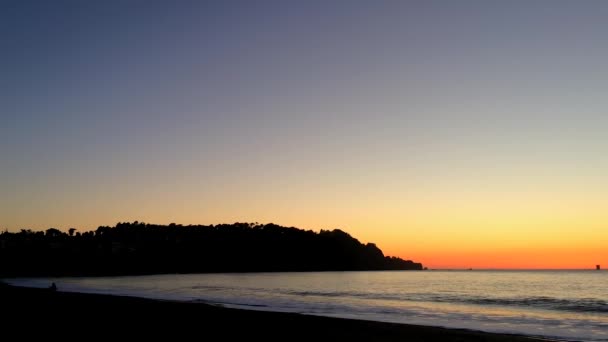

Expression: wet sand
xmin=0 ymin=283 xmax=548 ymax=341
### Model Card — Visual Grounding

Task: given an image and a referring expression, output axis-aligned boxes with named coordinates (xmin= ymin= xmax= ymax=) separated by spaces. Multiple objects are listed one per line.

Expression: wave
xmin=460 ymin=296 xmax=608 ymax=313
xmin=286 ymin=290 xmax=608 ymax=313
xmin=201 ymin=300 xmax=268 ymax=308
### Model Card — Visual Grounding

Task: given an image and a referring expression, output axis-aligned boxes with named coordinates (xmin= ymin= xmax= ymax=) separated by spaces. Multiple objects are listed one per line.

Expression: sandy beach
xmin=0 ymin=283 xmax=546 ymax=341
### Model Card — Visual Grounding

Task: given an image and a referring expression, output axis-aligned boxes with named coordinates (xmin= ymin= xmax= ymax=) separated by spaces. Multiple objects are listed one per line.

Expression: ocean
xmin=6 ymin=270 xmax=607 ymax=341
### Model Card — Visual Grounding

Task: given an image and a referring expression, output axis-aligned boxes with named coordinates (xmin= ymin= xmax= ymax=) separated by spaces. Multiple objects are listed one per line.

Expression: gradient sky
xmin=2 ymin=1 xmax=608 ymax=269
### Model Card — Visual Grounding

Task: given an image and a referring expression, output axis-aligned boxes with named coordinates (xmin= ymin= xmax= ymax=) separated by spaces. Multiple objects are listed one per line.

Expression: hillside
xmin=0 ymin=222 xmax=423 ymax=276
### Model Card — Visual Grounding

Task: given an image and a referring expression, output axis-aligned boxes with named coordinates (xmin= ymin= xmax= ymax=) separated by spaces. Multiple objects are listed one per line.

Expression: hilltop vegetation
xmin=0 ymin=222 xmax=423 ymax=277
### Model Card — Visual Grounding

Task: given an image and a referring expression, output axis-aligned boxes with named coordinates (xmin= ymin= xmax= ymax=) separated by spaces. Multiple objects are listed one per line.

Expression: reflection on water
xmin=7 ymin=270 xmax=608 ymax=341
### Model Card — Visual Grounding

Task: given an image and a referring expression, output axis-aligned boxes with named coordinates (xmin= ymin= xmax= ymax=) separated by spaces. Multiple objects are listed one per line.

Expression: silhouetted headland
xmin=0 ymin=222 xmax=423 ymax=277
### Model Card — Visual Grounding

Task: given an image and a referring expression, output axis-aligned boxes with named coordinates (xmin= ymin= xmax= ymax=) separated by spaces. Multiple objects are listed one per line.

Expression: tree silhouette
xmin=45 ymin=228 xmax=63 ymax=238
xmin=0 ymin=222 xmax=423 ymax=277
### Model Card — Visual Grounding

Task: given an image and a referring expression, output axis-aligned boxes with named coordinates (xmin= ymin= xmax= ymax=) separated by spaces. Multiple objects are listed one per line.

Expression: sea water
xmin=7 ymin=270 xmax=608 ymax=341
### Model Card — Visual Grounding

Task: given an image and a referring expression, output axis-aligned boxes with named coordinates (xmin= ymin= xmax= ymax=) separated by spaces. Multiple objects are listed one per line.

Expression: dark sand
xmin=0 ymin=283 xmax=546 ymax=341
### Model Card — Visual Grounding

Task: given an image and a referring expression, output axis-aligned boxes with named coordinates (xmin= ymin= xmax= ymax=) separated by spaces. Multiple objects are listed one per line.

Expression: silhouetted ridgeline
xmin=0 ymin=222 xmax=423 ymax=277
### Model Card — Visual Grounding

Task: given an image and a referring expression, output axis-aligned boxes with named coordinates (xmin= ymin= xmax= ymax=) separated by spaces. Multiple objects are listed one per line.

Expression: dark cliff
xmin=0 ymin=222 xmax=423 ymax=276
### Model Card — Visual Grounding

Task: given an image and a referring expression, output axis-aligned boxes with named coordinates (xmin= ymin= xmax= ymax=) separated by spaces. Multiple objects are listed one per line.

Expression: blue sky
xmin=2 ymin=1 xmax=608 ymax=267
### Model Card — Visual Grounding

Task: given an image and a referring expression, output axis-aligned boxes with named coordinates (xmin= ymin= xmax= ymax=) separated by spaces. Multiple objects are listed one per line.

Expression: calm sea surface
xmin=7 ymin=270 xmax=608 ymax=341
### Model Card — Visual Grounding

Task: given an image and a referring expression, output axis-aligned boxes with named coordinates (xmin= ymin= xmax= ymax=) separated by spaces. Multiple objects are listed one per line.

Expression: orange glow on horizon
xmin=5 ymin=189 xmax=607 ymax=270
xmin=389 ymin=246 xmax=607 ymax=270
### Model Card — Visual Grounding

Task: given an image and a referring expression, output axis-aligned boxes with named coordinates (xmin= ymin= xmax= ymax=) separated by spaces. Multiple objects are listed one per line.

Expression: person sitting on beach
xmin=49 ymin=282 xmax=57 ymax=292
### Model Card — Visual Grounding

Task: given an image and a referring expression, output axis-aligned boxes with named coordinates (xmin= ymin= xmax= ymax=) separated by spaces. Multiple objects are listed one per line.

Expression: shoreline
xmin=0 ymin=282 xmax=554 ymax=341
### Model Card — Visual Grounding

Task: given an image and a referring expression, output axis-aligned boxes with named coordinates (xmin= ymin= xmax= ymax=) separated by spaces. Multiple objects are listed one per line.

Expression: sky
xmin=2 ymin=1 xmax=608 ymax=269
